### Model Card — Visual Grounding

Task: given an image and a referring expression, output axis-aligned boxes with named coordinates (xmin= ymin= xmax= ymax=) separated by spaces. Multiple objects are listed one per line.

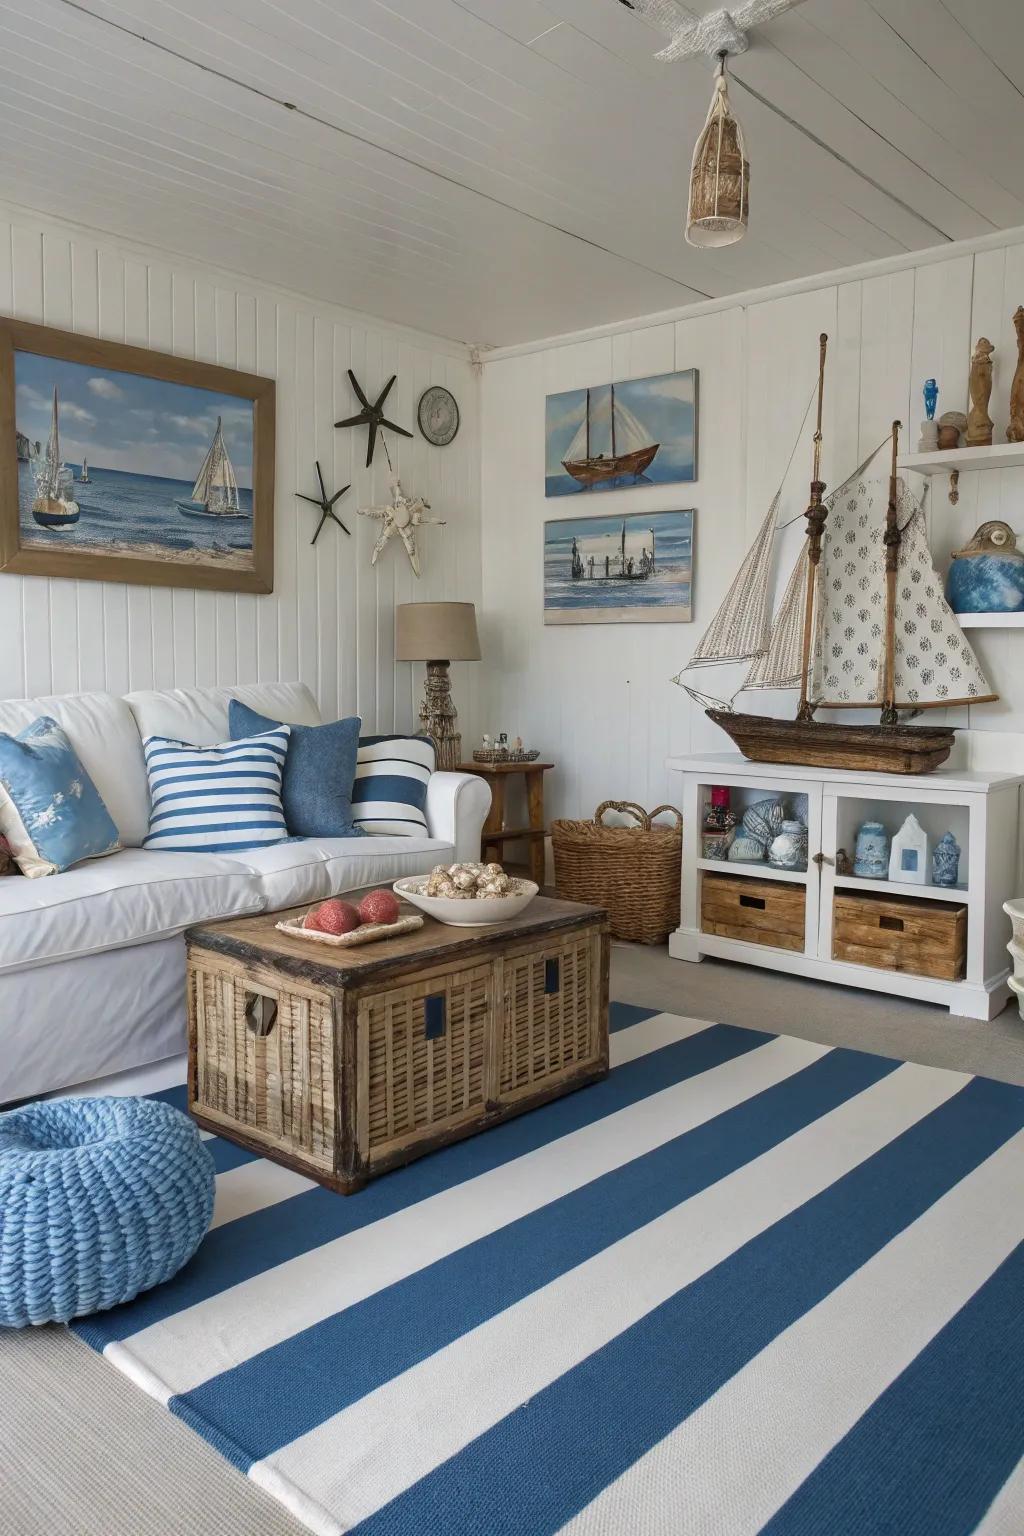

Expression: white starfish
xmin=357 ymin=476 xmax=446 ymax=579
xmin=626 ymin=0 xmax=808 ymax=62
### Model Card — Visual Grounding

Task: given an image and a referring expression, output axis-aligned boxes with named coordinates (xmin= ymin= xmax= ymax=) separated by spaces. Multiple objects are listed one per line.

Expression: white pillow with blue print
xmin=352 ymin=734 xmax=435 ymax=836
xmin=143 ymin=725 xmax=291 ymax=854
xmin=0 ymin=716 xmax=121 ymax=878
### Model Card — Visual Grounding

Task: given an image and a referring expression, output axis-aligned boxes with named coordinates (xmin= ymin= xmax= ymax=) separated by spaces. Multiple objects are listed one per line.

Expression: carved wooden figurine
xmin=1009 ymin=307 xmax=1024 ymax=443
xmin=966 ymin=337 xmax=994 ymax=447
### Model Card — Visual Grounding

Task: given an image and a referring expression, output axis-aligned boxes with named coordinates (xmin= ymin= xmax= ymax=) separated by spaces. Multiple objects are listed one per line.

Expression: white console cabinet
xmin=667 ymin=753 xmax=1023 ymax=1020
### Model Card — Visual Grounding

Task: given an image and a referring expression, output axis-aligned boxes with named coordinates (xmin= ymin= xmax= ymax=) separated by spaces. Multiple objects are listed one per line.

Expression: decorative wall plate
xmin=418 ymin=385 xmax=460 ymax=446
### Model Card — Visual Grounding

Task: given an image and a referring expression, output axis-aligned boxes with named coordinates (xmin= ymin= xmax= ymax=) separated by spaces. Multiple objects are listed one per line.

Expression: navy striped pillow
xmin=352 ymin=735 xmax=435 ymax=837
xmin=142 ymin=726 xmax=291 ymax=854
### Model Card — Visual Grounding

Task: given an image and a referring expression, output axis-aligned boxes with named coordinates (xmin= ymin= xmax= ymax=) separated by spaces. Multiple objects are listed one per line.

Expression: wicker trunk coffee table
xmin=185 ymin=892 xmax=609 ymax=1194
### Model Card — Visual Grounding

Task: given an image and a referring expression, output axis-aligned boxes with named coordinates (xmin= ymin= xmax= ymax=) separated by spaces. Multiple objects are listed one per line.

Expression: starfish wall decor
xmin=295 ymin=461 xmax=352 ymax=545
xmin=358 ymin=477 xmax=445 ymax=578
xmin=335 ymin=369 xmax=412 ymax=468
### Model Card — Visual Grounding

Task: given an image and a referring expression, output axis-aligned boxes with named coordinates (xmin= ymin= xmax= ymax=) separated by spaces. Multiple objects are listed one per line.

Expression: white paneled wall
xmin=0 ymin=206 xmax=482 ymax=739
xmin=480 ymin=232 xmax=1024 ymax=821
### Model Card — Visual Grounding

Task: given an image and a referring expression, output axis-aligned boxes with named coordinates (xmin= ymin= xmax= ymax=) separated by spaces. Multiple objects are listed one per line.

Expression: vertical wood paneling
xmin=0 ymin=213 xmax=481 ymax=734
xmin=480 ymin=238 xmax=1024 ymax=825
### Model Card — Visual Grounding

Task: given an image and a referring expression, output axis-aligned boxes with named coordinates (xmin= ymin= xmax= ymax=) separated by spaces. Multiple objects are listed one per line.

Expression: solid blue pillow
xmin=0 ymin=716 xmax=120 ymax=877
xmin=228 ymin=700 xmax=363 ymax=839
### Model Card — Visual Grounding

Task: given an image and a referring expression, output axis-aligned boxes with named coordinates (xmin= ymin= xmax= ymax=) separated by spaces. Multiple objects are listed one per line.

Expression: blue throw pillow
xmin=228 ymin=700 xmax=363 ymax=839
xmin=143 ymin=725 xmax=290 ymax=854
xmin=0 ymin=716 xmax=121 ymax=877
xmin=353 ymin=734 xmax=435 ymax=837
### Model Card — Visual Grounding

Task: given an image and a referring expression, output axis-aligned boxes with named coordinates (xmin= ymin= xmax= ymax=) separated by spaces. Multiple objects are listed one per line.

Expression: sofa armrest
xmin=425 ymin=772 xmax=491 ymax=862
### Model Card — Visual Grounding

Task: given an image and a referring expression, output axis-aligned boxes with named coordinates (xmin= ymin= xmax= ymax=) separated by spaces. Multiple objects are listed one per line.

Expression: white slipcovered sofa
xmin=0 ymin=682 xmax=490 ymax=1104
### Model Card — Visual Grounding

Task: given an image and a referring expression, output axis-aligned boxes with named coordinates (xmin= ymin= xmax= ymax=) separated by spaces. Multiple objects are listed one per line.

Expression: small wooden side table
xmin=457 ymin=761 xmax=554 ymax=883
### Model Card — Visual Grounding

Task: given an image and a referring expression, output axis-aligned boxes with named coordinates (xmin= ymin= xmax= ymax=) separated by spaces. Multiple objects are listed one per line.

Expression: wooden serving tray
xmin=275 ymin=913 xmax=424 ymax=947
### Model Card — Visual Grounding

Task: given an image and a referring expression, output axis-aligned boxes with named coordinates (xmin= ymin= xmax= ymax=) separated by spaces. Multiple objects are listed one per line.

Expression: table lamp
xmin=395 ymin=601 xmax=481 ymax=770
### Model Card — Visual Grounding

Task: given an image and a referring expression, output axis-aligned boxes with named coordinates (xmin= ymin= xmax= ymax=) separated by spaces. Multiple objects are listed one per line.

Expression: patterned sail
xmin=678 ymin=491 xmax=779 ymax=675
xmin=743 ymin=542 xmax=812 ymax=690
xmin=812 ymin=477 xmax=994 ymax=709
xmin=190 ymin=417 xmax=239 ymax=512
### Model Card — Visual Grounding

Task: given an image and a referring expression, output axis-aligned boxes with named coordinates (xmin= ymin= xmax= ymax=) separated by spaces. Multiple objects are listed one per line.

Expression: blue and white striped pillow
xmin=142 ymin=726 xmax=291 ymax=854
xmin=352 ymin=734 xmax=435 ymax=837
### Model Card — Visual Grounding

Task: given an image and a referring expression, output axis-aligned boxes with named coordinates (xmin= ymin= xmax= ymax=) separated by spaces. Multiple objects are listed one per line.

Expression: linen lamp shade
xmin=395 ymin=602 xmax=481 ymax=663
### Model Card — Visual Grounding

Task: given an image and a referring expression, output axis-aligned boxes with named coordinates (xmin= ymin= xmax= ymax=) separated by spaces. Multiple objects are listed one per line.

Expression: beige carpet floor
xmin=3 ymin=946 xmax=1023 ymax=1536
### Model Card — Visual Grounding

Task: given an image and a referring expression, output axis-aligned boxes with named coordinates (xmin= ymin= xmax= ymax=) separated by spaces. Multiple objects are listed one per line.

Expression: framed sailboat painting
xmin=544 ymin=509 xmax=695 ymax=625
xmin=0 ymin=318 xmax=275 ymax=593
xmin=545 ymin=369 xmax=698 ymax=497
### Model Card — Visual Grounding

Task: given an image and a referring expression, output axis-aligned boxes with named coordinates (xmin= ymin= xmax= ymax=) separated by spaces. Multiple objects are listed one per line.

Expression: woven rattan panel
xmin=362 ymin=962 xmax=492 ymax=1156
xmin=500 ymin=932 xmax=595 ymax=1100
xmin=191 ymin=964 xmax=335 ymax=1169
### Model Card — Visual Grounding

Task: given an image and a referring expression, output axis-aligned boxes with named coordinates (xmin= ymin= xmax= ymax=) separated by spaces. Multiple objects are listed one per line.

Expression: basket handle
xmin=648 ymin=803 xmax=683 ymax=832
xmin=594 ymin=800 xmax=651 ymax=830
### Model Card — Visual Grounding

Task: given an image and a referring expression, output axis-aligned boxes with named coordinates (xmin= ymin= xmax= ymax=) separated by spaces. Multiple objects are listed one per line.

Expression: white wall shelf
xmin=833 ymin=874 xmax=969 ymax=904
xmin=955 ymin=612 xmax=1024 ymax=629
xmin=668 ymin=753 xmax=1023 ymax=1021
xmin=898 ymin=442 xmax=1024 ymax=476
xmin=697 ymin=857 xmax=806 ymax=885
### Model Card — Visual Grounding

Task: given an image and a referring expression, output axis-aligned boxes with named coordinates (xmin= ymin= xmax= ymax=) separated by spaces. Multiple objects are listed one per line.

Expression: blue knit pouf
xmin=0 ymin=1096 xmax=215 ymax=1328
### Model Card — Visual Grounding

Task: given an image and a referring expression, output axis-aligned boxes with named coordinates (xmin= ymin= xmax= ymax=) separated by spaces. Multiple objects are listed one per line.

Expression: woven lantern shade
xmin=686 ymin=56 xmax=749 ymax=248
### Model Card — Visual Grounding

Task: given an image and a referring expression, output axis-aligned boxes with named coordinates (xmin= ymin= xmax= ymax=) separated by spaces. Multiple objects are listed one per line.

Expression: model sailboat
xmin=31 ymin=388 xmax=80 ymax=529
xmin=674 ymin=334 xmax=996 ymax=775
xmin=562 ymin=384 xmax=659 ymax=488
xmin=176 ymin=416 xmax=245 ymax=520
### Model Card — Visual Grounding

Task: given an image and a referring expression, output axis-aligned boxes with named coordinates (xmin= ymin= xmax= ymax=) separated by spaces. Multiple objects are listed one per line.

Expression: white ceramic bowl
xmin=393 ymin=875 xmax=539 ymax=927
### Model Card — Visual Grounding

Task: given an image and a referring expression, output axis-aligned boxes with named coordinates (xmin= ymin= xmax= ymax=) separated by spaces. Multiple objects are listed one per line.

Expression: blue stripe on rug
xmin=74 ymin=1021 xmax=770 ymax=1351
xmin=350 ymin=1075 xmax=1024 ymax=1536
xmin=760 ymin=1238 xmax=1024 ymax=1536
xmin=173 ymin=1046 xmax=896 ymax=1465
xmin=608 ymin=1002 xmax=662 ymax=1032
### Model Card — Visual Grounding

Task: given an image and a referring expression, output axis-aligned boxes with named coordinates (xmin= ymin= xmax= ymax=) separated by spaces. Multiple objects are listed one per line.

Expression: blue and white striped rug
xmin=73 ymin=1005 xmax=1024 ymax=1535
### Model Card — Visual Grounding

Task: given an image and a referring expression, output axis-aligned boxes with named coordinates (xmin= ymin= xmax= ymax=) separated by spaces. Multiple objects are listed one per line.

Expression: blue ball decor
xmin=0 ymin=1096 xmax=215 ymax=1328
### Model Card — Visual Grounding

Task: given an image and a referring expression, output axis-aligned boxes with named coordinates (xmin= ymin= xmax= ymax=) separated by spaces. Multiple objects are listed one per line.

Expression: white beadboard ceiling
xmin=0 ymin=0 xmax=1021 ymax=346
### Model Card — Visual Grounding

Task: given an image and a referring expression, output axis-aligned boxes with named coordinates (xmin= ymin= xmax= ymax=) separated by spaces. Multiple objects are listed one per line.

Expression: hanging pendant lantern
xmin=686 ymin=53 xmax=749 ymax=248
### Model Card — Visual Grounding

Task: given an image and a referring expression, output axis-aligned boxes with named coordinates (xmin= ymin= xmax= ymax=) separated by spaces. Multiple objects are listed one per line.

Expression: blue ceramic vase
xmin=932 ymin=831 xmax=961 ymax=888
xmin=854 ymin=821 xmax=890 ymax=880
xmin=947 ymin=521 xmax=1024 ymax=614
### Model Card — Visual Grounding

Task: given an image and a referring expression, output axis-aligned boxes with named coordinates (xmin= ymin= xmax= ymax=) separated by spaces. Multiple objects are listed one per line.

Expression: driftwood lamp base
xmin=419 ymin=658 xmax=462 ymax=771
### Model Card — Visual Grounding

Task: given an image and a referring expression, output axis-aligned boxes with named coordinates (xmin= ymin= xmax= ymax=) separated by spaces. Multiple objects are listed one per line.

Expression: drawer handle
xmin=244 ymin=992 xmax=277 ymax=1037
xmin=739 ymin=894 xmax=766 ymax=911
xmin=544 ymin=958 xmax=561 ymax=995
xmin=879 ymin=916 xmax=904 ymax=932
xmin=424 ymin=994 xmax=446 ymax=1040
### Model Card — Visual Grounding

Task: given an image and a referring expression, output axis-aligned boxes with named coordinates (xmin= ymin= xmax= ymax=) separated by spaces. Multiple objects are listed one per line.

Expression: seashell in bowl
xmin=394 ymin=875 xmax=539 ymax=927
xmin=742 ymin=797 xmax=784 ymax=847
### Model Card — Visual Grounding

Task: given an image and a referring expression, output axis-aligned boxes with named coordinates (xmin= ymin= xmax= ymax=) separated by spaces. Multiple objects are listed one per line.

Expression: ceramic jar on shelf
xmin=932 ymin=831 xmax=961 ymax=888
xmin=853 ymin=821 xmax=890 ymax=880
xmin=767 ymin=819 xmax=808 ymax=872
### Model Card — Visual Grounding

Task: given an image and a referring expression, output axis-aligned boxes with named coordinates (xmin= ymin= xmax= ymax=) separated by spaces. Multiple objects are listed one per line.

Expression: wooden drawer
xmin=357 ymin=961 xmax=493 ymax=1165
xmin=498 ymin=929 xmax=602 ymax=1103
xmin=833 ymin=891 xmax=966 ymax=981
xmin=701 ymin=872 xmax=805 ymax=952
xmin=189 ymin=958 xmax=336 ymax=1170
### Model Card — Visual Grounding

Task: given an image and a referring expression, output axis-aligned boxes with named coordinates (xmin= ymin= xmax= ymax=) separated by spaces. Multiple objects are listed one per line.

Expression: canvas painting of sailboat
xmin=1 ymin=317 xmax=275 ymax=594
xmin=545 ymin=370 xmax=698 ymax=497
xmin=545 ymin=510 xmax=694 ymax=624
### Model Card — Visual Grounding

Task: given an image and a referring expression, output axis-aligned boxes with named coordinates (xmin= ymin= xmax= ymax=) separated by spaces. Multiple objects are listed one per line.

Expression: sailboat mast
xmin=585 ymin=388 xmax=590 ymax=461
xmin=795 ymin=334 xmax=829 ymax=725
xmin=610 ymin=383 xmax=617 ymax=460
xmin=879 ymin=420 xmax=903 ymax=727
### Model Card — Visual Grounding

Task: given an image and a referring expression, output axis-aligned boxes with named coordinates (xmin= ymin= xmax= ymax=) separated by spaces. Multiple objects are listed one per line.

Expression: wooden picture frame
xmin=0 ymin=318 xmax=275 ymax=593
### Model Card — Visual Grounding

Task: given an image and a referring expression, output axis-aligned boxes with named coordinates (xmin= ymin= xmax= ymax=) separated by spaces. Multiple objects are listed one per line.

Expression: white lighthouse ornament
xmin=888 ymin=814 xmax=930 ymax=885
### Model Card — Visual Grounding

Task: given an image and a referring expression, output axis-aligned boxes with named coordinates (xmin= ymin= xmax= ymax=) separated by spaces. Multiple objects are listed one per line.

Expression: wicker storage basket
xmin=552 ymin=800 xmax=682 ymax=945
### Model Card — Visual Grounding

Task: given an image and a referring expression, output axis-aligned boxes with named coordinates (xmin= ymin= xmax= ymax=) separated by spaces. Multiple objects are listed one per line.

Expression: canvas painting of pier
xmin=0 ymin=318 xmax=275 ymax=593
xmin=545 ymin=368 xmax=698 ymax=497
xmin=544 ymin=509 xmax=694 ymax=625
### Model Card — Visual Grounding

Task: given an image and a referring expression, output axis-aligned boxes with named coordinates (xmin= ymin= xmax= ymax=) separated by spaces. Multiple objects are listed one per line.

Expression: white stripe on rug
xmin=210 ymin=1161 xmax=318 ymax=1231
xmin=558 ymin=1127 xmax=1024 ymax=1536
xmin=251 ymin=1060 xmax=966 ymax=1531
xmin=112 ymin=1021 xmax=807 ymax=1400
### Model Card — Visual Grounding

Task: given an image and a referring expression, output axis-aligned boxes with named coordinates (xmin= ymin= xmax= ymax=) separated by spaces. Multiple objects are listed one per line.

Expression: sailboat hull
xmin=32 ymin=497 xmax=80 ymax=528
xmin=176 ymin=500 xmax=248 ymax=520
xmin=706 ymin=709 xmax=955 ymax=775
xmin=563 ymin=443 xmax=659 ymax=486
